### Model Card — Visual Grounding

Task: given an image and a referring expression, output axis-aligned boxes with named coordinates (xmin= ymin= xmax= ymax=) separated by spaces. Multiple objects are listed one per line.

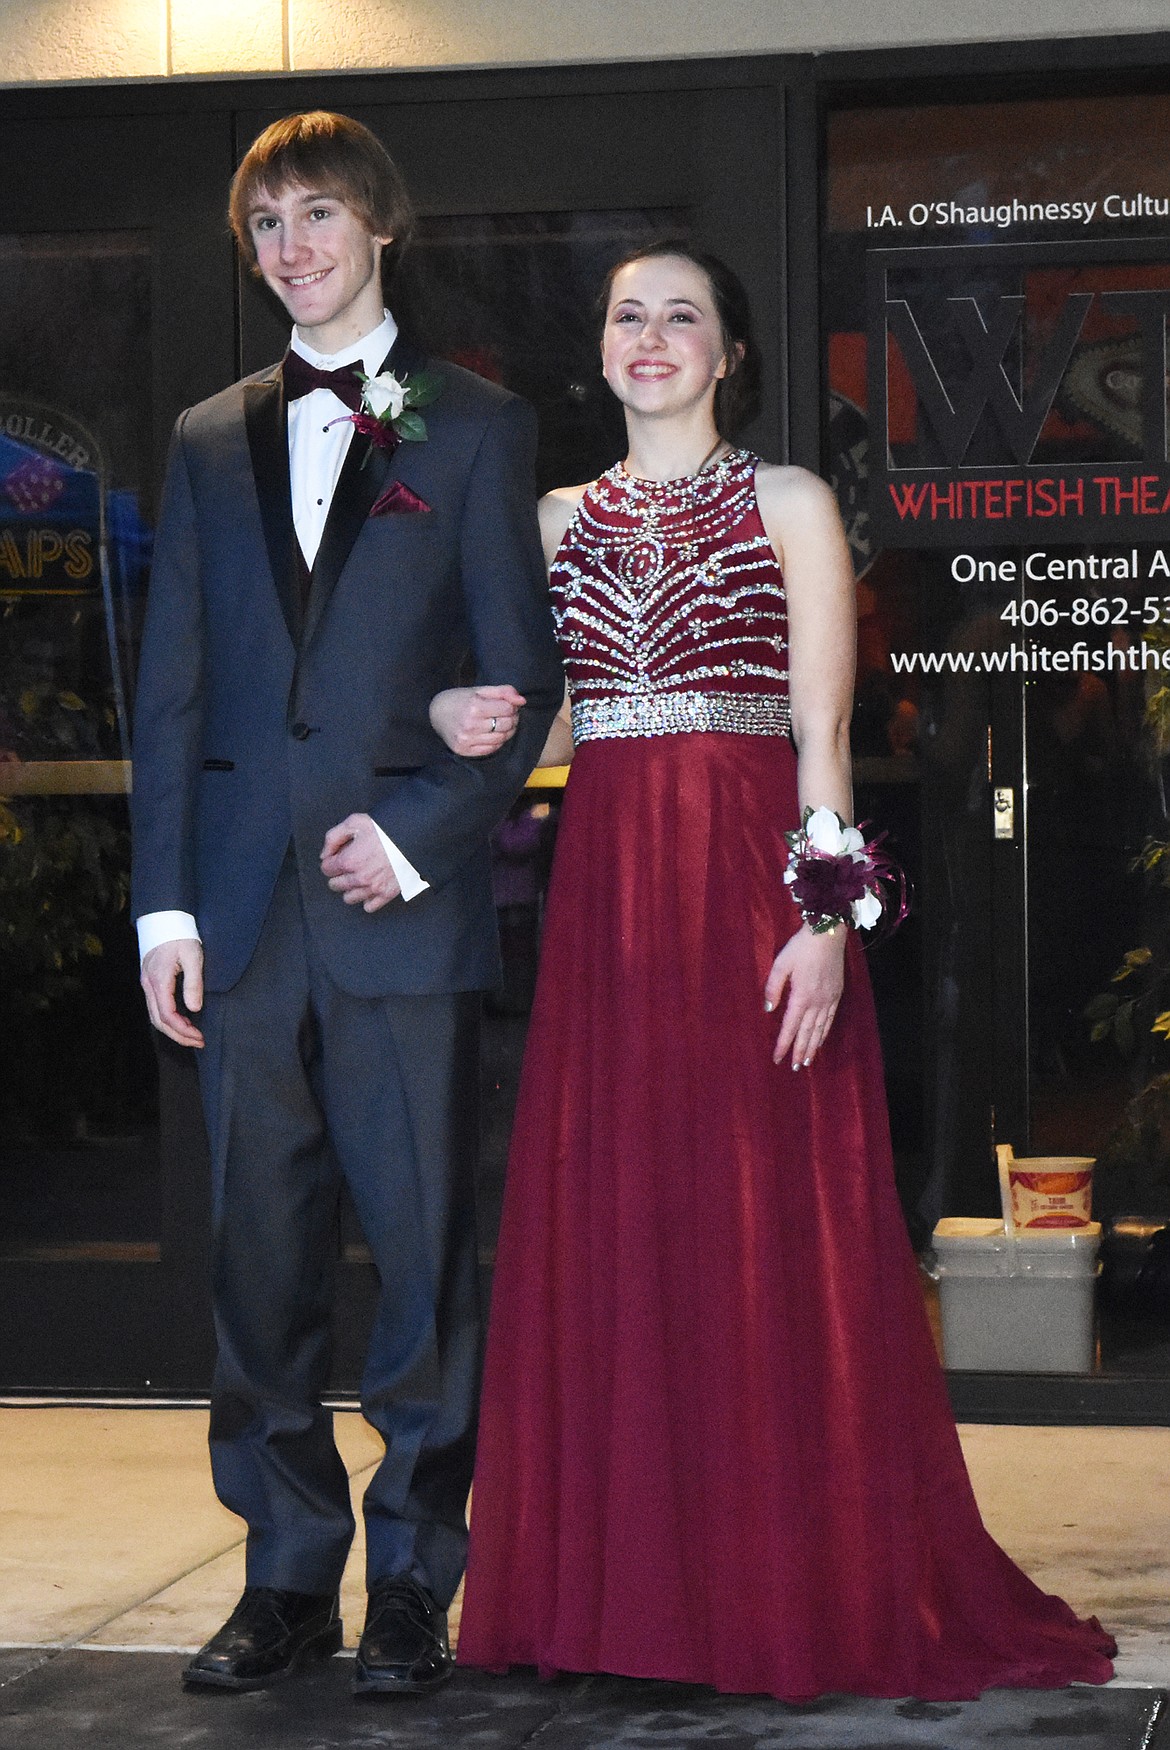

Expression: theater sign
xmin=866 ymin=240 xmax=1170 ymax=547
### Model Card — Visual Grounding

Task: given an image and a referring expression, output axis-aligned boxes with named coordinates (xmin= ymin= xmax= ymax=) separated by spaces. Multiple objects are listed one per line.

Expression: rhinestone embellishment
xmin=550 ymin=450 xmax=790 ymax=746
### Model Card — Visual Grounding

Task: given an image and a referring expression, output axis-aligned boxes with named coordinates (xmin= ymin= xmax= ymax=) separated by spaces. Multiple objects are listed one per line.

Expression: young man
xmin=132 ymin=111 xmax=562 ymax=1695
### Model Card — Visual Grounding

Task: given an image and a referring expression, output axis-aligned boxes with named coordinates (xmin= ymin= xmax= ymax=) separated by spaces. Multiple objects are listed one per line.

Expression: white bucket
xmin=932 ymin=1216 xmax=1101 ymax=1374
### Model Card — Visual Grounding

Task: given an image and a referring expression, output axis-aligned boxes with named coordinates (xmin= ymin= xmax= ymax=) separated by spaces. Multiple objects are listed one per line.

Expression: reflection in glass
xmin=398 ymin=209 xmax=688 ymax=491
xmin=1026 ymin=587 xmax=1146 ymax=1160
xmin=825 ymin=99 xmax=1168 ymax=1246
xmin=0 ymin=233 xmax=157 ymax=1255
xmin=380 ymin=209 xmax=690 ymax=1261
xmin=826 ymin=90 xmax=1170 ymax=1377
xmin=827 ymin=93 xmax=1170 ymax=241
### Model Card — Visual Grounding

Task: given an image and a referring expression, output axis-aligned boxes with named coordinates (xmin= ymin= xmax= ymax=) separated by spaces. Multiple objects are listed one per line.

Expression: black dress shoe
xmin=354 ymin=1574 xmax=453 ymax=1695
xmin=182 ymin=1587 xmax=342 ymax=1691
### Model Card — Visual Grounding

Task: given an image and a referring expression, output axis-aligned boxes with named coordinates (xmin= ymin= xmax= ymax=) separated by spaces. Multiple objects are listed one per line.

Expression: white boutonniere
xmin=350 ymin=368 xmax=442 ymax=459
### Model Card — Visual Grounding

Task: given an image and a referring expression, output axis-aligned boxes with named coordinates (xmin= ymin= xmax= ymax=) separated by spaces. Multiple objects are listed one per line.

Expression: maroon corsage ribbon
xmin=352 ymin=410 xmax=401 ymax=457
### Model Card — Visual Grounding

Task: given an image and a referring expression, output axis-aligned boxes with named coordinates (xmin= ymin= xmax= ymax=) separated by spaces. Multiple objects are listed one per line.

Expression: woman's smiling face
xmin=601 ymin=253 xmax=729 ymax=418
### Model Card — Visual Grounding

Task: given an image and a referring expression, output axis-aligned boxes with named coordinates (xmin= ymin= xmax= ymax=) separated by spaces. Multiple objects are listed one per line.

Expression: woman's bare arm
xmin=754 ymin=464 xmax=857 ymax=1071
xmin=757 ymin=463 xmax=856 ymax=821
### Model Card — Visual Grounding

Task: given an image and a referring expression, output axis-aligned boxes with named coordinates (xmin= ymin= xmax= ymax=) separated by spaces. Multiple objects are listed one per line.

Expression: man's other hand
xmin=141 ymin=938 xmax=205 ymax=1048
xmin=320 ymin=814 xmax=403 ymax=913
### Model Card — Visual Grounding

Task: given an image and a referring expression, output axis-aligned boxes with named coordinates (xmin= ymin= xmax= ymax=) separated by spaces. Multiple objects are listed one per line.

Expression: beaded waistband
xmin=571 ymin=689 xmax=792 ymax=743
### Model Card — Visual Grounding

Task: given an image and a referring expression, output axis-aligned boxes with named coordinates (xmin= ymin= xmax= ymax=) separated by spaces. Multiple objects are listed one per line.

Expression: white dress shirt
xmin=287 ymin=310 xmax=396 ymax=570
xmin=136 ymin=311 xmax=428 ymax=962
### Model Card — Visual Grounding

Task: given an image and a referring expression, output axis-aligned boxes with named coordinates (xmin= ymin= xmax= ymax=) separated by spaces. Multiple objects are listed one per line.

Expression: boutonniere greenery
xmin=351 ymin=369 xmax=442 ymax=463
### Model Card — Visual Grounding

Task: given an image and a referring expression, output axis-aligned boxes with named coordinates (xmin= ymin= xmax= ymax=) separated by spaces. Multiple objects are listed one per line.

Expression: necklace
xmin=692 ymin=437 xmax=730 ymax=476
xmin=618 ymin=438 xmax=733 ymax=491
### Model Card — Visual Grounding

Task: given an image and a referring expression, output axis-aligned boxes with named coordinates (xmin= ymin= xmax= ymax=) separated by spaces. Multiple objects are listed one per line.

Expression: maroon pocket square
xmin=369 ymin=481 xmax=431 ymax=517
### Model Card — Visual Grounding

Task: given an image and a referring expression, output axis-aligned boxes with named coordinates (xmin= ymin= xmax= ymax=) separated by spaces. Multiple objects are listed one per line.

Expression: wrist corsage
xmin=784 ymin=805 xmax=907 ymax=935
xmin=346 ymin=368 xmax=442 ymax=464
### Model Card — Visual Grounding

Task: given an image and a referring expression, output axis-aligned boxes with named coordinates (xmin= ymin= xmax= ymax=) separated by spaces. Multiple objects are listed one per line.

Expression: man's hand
xmin=320 ymin=814 xmax=402 ymax=912
xmin=764 ymin=924 xmax=846 ymax=1071
xmin=141 ymin=938 xmax=205 ymax=1048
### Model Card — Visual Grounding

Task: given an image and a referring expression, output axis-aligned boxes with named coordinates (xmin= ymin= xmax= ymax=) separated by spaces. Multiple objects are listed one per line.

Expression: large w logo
xmin=886 ymin=293 xmax=1092 ymax=468
xmin=866 ymin=245 xmax=1170 ymax=547
xmin=886 ymin=286 xmax=1170 ymax=468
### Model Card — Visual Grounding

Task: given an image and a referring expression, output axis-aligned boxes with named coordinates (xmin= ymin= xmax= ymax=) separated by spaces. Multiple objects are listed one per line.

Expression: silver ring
xmin=490 ymin=716 xmax=497 ymax=733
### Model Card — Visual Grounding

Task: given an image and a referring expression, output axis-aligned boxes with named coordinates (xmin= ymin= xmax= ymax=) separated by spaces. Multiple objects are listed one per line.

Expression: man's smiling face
xmin=248 ymin=182 xmax=389 ymax=352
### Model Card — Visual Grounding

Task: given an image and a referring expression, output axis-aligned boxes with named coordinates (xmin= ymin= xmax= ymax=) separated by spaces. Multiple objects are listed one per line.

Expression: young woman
xmin=435 ymin=243 xmax=1115 ymax=1700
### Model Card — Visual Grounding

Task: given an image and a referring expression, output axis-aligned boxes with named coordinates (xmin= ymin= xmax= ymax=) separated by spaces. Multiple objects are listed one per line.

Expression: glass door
xmin=0 ymin=110 xmax=235 ymax=1389
xmin=824 ymin=86 xmax=1170 ymax=1382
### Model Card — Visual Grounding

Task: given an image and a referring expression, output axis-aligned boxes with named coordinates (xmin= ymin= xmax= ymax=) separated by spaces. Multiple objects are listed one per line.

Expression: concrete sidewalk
xmin=1 ymin=1408 xmax=1168 ymax=1745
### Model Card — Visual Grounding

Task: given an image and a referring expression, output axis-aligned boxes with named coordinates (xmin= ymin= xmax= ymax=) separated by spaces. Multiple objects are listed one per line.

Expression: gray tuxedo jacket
xmin=131 ymin=337 xmax=563 ymax=996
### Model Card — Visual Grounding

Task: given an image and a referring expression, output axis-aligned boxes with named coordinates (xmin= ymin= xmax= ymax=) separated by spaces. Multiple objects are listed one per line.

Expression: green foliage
xmin=1088 ymin=829 xmax=1170 ymax=1214
xmin=1093 ymin=1073 xmax=1170 ymax=1223
xmin=0 ymin=651 xmax=128 ymax=1015
xmin=393 ymin=409 xmax=428 ymax=442
xmin=0 ymin=796 xmax=129 ymax=1010
xmin=1145 ymin=686 xmax=1170 ymax=749
xmin=402 ymin=369 xmax=442 ymax=410
xmin=1131 ymin=835 xmax=1170 ymax=881
xmin=1087 ymin=837 xmax=1170 ymax=1057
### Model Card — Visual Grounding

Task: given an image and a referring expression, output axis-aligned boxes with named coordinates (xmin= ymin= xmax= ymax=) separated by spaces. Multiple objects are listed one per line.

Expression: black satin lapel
xmin=301 ymin=428 xmax=398 ymax=648
xmin=383 ymin=332 xmax=427 ymax=380
xmin=300 ymin=336 xmax=432 ymax=647
xmin=244 ymin=377 xmax=299 ymax=645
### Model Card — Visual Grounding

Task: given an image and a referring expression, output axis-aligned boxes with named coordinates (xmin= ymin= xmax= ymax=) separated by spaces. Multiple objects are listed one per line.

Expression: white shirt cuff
xmin=137 ymin=910 xmax=201 ymax=963
xmin=373 ymin=823 xmax=430 ymax=901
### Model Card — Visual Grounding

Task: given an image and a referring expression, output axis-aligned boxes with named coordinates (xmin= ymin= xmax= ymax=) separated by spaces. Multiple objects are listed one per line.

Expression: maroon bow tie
xmin=282 ymin=351 xmax=365 ymax=411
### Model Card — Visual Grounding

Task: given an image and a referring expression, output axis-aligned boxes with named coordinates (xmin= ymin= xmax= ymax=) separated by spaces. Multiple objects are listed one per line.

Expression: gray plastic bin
xmin=932 ymin=1216 xmax=1100 ymax=1374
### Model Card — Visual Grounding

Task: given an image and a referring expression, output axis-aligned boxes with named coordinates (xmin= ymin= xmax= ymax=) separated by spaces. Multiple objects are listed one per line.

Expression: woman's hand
xmin=764 ymin=924 xmax=847 ymax=1070
xmin=429 ymin=684 xmax=525 ymax=757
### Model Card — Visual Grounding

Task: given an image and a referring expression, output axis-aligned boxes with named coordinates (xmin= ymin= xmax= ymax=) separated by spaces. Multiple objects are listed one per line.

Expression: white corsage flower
xmin=852 ymin=889 xmax=884 ymax=930
xmin=804 ymin=805 xmax=865 ymax=860
xmin=362 ymin=371 xmax=409 ymax=421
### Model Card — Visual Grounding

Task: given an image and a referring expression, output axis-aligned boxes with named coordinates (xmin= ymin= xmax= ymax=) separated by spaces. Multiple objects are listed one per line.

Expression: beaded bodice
xmin=549 ymin=450 xmax=789 ymax=743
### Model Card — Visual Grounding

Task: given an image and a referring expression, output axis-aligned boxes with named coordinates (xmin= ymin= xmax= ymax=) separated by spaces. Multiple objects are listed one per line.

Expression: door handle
xmin=993 ymin=785 xmax=1015 ymax=840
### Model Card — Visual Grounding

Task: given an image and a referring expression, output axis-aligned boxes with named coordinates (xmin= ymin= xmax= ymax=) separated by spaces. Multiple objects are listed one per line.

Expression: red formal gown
xmin=457 ymin=452 xmax=1115 ymax=1700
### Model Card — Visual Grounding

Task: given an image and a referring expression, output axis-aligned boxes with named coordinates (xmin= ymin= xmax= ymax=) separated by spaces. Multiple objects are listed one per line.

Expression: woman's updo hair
xmin=597 ymin=239 xmax=762 ymax=436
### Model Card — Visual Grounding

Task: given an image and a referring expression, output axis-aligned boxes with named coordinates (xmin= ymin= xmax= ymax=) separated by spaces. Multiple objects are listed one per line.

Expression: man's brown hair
xmin=229 ymin=111 xmax=415 ymax=281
